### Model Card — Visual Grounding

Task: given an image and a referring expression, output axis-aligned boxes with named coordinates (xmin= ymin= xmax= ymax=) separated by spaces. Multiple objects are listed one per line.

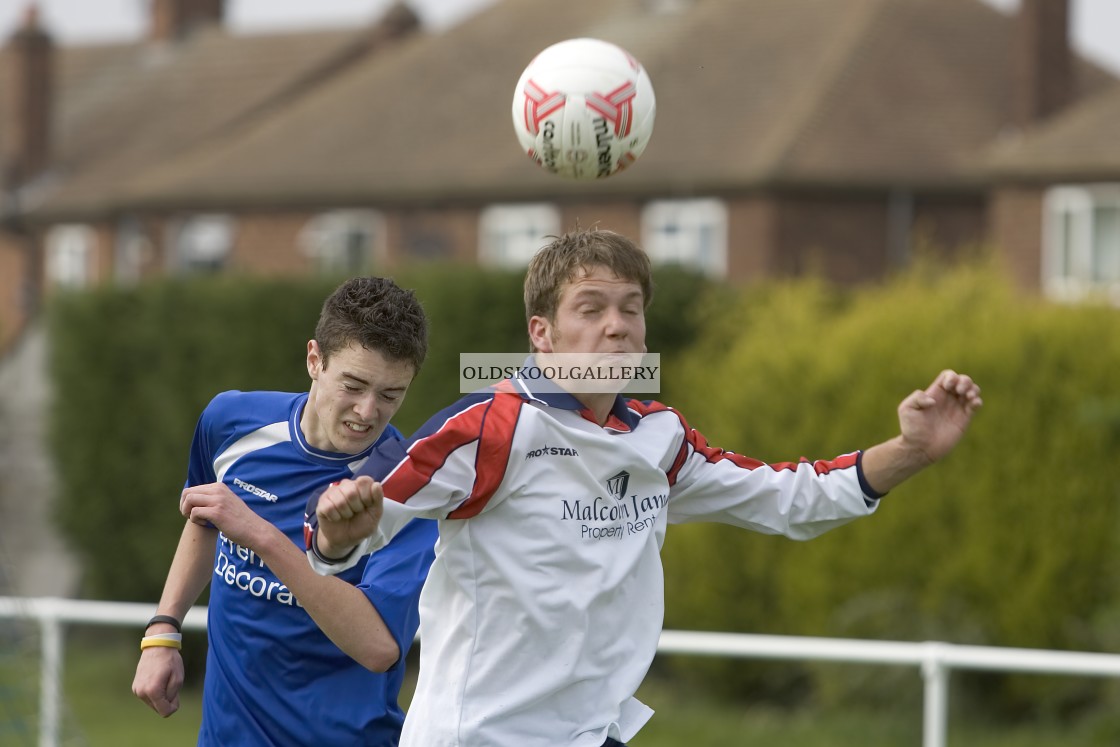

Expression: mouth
xmin=344 ymin=421 xmax=373 ymax=434
xmin=599 ymin=351 xmax=642 ymax=363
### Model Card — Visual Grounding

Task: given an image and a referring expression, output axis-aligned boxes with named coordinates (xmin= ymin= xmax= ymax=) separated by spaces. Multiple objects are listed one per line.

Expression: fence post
xmin=921 ymin=642 xmax=949 ymax=747
xmin=38 ymin=604 xmax=62 ymax=747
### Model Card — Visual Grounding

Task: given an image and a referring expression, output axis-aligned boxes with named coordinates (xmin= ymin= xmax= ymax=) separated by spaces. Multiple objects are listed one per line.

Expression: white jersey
xmin=308 ymin=376 xmax=881 ymax=746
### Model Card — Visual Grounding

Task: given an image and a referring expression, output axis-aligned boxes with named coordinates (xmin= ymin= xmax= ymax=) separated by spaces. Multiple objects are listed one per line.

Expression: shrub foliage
xmin=657 ymin=259 xmax=1120 ymax=713
xmin=47 ymin=259 xmax=1120 ymax=714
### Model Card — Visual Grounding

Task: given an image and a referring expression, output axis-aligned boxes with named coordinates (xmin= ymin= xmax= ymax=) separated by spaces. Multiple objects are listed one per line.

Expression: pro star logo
xmin=233 ymin=477 xmax=279 ymax=503
xmin=524 ymin=445 xmax=581 ymax=460
xmin=606 ymin=470 xmax=630 ymax=501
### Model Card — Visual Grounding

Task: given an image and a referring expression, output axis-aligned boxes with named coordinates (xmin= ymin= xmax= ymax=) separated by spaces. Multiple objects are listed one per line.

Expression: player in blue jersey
xmin=305 ymin=229 xmax=984 ymax=747
xmin=132 ymin=276 xmax=437 ymax=746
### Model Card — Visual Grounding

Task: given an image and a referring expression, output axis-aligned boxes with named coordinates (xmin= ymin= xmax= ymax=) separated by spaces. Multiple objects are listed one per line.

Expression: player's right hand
xmin=315 ymin=475 xmax=384 ymax=559
xmin=132 ymin=647 xmax=184 ymax=717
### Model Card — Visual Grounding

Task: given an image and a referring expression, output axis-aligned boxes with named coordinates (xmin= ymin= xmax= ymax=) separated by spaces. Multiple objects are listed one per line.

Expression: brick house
xmin=986 ymin=83 xmax=1120 ymax=304
xmin=1 ymin=0 xmax=1117 ymax=352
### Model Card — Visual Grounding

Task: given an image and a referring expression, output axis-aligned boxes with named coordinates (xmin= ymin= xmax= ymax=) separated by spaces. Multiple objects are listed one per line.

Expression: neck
xmin=574 ymin=392 xmax=616 ymax=425
xmin=299 ymin=387 xmax=324 ymax=450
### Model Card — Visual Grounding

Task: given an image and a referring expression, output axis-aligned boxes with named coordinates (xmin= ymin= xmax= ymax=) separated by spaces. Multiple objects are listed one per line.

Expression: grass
xmin=630 ymin=675 xmax=1120 ymax=747
xmin=3 ymin=629 xmax=1119 ymax=746
xmin=61 ymin=632 xmax=203 ymax=747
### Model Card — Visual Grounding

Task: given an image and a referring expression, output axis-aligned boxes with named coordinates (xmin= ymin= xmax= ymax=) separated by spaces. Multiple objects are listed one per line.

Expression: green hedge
xmin=657 ymin=258 xmax=1120 ymax=715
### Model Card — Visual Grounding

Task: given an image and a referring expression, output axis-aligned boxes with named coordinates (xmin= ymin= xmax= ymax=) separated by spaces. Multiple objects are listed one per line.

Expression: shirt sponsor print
xmin=559 ymin=470 xmax=669 ymax=540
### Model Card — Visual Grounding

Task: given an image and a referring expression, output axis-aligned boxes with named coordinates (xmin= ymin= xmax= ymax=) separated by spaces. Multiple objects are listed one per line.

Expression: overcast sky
xmin=0 ymin=0 xmax=1117 ymax=75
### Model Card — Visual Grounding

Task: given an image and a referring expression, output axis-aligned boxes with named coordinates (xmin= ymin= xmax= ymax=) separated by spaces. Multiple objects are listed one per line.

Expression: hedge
xmin=656 ymin=257 xmax=1120 ymax=716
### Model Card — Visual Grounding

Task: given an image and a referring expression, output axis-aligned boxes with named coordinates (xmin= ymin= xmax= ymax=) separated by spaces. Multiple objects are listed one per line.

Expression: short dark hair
xmin=314 ymin=277 xmax=428 ymax=374
xmin=524 ymin=228 xmax=654 ymax=325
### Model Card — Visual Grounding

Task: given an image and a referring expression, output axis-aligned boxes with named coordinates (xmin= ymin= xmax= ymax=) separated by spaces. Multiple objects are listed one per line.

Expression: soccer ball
xmin=511 ymin=38 xmax=656 ymax=180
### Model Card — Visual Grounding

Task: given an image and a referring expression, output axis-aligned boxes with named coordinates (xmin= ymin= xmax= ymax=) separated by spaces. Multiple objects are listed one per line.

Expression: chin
xmin=340 ymin=430 xmax=378 ymax=454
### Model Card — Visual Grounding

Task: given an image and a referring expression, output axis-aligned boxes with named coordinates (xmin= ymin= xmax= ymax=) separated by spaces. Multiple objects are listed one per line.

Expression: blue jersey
xmin=186 ymin=390 xmax=436 ymax=747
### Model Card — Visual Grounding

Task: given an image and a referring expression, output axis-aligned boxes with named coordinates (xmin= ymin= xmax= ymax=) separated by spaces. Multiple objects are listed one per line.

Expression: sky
xmin=0 ymin=0 xmax=1117 ymax=76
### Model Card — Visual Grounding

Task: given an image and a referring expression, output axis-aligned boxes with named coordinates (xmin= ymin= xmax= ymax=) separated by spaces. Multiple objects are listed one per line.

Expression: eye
xmin=343 ymin=383 xmax=361 ymax=393
xmin=379 ymin=392 xmax=401 ymax=403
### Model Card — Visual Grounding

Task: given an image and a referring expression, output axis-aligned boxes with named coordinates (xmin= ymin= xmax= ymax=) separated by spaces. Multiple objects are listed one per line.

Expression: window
xmin=299 ymin=210 xmax=384 ymax=274
xmin=114 ymin=216 xmax=150 ymax=285
xmin=641 ymin=198 xmax=728 ymax=277
xmin=46 ymin=224 xmax=97 ymax=289
xmin=171 ymin=214 xmax=235 ymax=273
xmin=1043 ymin=186 xmax=1120 ymax=303
xmin=479 ymin=204 xmax=560 ymax=268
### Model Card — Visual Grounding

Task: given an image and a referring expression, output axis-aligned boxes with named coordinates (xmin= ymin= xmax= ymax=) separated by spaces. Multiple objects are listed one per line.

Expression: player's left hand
xmin=180 ymin=483 xmax=264 ymax=547
xmin=315 ymin=476 xmax=383 ymax=559
xmin=897 ymin=369 xmax=983 ymax=466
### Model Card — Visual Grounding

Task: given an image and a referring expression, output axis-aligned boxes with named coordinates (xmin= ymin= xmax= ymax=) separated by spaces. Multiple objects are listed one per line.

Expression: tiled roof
xmin=983 ymin=82 xmax=1120 ymax=182
xmin=30 ymin=25 xmax=387 ymax=217
xmin=17 ymin=0 xmax=1119 ymax=218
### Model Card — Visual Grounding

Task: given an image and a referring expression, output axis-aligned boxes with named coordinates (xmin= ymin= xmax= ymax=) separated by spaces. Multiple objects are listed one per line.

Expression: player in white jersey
xmin=305 ymin=229 xmax=983 ymax=747
xmin=134 ymin=277 xmax=437 ymax=746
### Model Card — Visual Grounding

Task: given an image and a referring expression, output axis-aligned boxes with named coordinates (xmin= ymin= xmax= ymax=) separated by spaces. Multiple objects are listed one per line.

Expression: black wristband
xmin=309 ymin=526 xmax=356 ymax=565
xmin=146 ymin=614 xmax=182 ymax=633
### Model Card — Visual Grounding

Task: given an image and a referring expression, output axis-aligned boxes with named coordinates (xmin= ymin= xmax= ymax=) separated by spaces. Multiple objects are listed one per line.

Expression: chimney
xmin=370 ymin=2 xmax=422 ymax=42
xmin=1013 ymin=0 xmax=1072 ymax=126
xmin=1 ymin=4 xmax=53 ymax=188
xmin=150 ymin=0 xmax=225 ymax=43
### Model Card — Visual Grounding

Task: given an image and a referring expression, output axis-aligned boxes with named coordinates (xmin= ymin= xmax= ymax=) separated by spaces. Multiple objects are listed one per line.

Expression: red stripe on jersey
xmin=627 ymin=400 xmax=854 ymax=486
xmin=382 ymin=400 xmax=491 ymax=502
xmin=448 ymin=393 xmax=523 ymax=519
xmin=751 ymin=452 xmax=860 ymax=475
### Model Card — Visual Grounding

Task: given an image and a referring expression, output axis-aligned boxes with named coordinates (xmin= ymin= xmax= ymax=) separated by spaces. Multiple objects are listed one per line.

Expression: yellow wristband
xmin=140 ymin=636 xmax=183 ymax=651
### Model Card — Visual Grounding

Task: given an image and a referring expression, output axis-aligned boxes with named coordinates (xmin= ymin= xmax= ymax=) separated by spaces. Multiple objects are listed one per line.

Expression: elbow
xmin=356 ymin=640 xmax=400 ymax=673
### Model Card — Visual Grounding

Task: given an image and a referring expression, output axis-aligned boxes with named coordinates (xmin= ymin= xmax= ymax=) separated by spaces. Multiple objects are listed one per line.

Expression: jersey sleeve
xmin=354 ymin=517 xmax=438 ymax=668
xmin=184 ymin=393 xmax=226 ymax=488
xmin=657 ymin=405 xmax=882 ymax=539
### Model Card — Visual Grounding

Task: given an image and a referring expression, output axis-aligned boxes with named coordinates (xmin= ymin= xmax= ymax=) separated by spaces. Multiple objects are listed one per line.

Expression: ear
xmin=527 ymin=316 xmax=554 ymax=353
xmin=306 ymin=340 xmax=323 ymax=380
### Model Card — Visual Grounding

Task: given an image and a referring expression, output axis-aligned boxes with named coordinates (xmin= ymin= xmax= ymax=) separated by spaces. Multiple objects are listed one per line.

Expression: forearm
xmin=314 ymin=529 xmax=363 ymax=565
xmin=153 ymin=522 xmax=219 ymax=625
xmin=860 ymin=436 xmax=933 ymax=496
xmin=254 ymin=524 xmax=400 ymax=671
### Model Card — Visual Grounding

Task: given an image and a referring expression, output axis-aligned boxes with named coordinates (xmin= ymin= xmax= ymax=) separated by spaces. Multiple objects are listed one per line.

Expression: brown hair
xmin=524 ymin=228 xmax=654 ymax=329
xmin=314 ymin=276 xmax=428 ymax=373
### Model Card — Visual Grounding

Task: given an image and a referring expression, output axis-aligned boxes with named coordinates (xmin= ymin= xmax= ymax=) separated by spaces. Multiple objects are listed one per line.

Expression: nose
xmin=603 ymin=307 xmax=629 ymax=338
xmin=353 ymin=392 xmax=379 ymax=422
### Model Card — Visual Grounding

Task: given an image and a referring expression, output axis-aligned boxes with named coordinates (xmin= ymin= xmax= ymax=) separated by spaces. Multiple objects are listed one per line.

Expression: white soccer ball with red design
xmin=511 ymin=38 xmax=656 ymax=180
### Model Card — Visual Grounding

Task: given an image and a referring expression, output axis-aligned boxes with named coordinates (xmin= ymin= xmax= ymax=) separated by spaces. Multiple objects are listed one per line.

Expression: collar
xmin=505 ymin=358 xmax=640 ymax=432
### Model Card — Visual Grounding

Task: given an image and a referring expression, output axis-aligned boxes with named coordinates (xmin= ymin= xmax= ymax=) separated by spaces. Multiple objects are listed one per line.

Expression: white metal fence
xmin=4 ymin=595 xmax=1120 ymax=747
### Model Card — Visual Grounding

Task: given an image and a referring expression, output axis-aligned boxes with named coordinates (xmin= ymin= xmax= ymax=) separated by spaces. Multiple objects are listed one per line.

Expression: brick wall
xmin=989 ymin=186 xmax=1045 ymax=291
xmin=0 ymin=232 xmax=29 ymax=350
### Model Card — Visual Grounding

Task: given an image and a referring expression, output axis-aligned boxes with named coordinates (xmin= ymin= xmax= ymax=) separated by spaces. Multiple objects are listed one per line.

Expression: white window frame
xmin=170 ymin=214 xmax=236 ymax=273
xmin=45 ymin=224 xmax=98 ymax=289
xmin=1043 ymin=185 xmax=1120 ymax=304
xmin=479 ymin=204 xmax=561 ymax=268
xmin=298 ymin=209 xmax=385 ymax=275
xmin=114 ymin=216 xmax=150 ymax=285
xmin=640 ymin=198 xmax=728 ymax=277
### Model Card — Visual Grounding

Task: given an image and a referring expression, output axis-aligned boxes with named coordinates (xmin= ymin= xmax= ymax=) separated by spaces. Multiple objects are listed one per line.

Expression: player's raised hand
xmin=897 ymin=369 xmax=983 ymax=465
xmin=315 ymin=476 xmax=383 ymax=559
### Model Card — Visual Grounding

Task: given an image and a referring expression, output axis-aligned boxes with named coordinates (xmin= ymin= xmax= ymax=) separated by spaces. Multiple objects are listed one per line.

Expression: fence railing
xmin=4 ymin=595 xmax=1120 ymax=747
